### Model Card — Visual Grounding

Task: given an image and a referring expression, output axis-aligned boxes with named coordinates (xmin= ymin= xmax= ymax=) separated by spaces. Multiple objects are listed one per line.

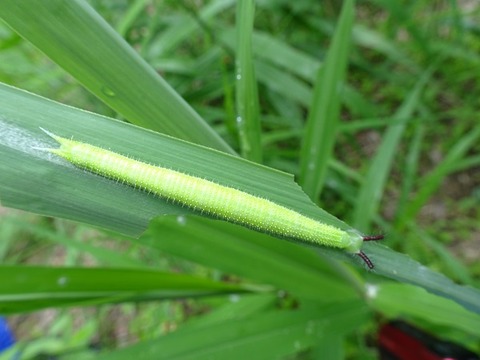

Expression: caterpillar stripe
xmin=41 ymin=129 xmax=380 ymax=268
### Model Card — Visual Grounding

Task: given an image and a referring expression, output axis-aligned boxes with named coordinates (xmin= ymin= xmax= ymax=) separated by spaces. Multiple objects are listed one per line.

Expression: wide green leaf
xmin=0 ymin=83 xmax=344 ymax=235
xmin=235 ymin=0 xmax=262 ymax=162
xmin=143 ymin=216 xmax=480 ymax=315
xmin=141 ymin=216 xmax=360 ymax=301
xmin=1 ymin=83 xmax=480 ymax=314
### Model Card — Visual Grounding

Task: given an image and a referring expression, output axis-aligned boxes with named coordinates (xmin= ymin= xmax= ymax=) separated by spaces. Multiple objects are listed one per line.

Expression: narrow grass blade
xmin=235 ymin=0 xmax=262 ymax=162
xmin=3 ymin=216 xmax=146 ymax=269
xmin=115 ymin=0 xmax=150 ymax=37
xmin=0 ymin=266 xmax=249 ymax=314
xmin=394 ymin=122 xmax=425 ymax=220
xmin=398 ymin=125 xmax=480 ymax=229
xmin=255 ymin=60 xmax=312 ymax=106
xmin=147 ymin=0 xmax=235 ymax=58
xmin=352 ymin=69 xmax=432 ymax=232
xmin=299 ymin=0 xmax=355 ymax=199
xmin=410 ymin=223 xmax=473 ymax=285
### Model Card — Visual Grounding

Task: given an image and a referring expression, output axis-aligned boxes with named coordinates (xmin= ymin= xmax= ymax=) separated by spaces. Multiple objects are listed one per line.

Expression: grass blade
xmin=0 ymin=0 xmax=233 ymax=153
xmin=299 ymin=0 xmax=355 ymax=199
xmin=235 ymin=0 xmax=262 ymax=162
xmin=0 ymin=83 xmax=349 ymax=237
xmin=0 ymin=266 xmax=248 ymax=314
xmin=370 ymin=282 xmax=480 ymax=336
xmin=352 ymin=69 xmax=432 ymax=232
xmin=398 ymin=125 xmax=480 ymax=229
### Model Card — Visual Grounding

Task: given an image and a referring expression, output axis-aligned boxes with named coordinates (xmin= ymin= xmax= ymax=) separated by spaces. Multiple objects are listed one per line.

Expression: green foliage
xmin=1 ymin=0 xmax=479 ymax=358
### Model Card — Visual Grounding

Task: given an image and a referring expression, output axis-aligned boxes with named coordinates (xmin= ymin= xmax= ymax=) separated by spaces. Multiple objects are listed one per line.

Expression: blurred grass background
xmin=0 ymin=0 xmax=479 ymax=359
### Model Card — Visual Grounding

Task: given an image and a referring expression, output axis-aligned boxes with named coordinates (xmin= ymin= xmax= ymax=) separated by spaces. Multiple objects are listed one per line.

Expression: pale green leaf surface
xmin=368 ymin=244 xmax=480 ymax=314
xmin=370 ymin=282 xmax=480 ymax=337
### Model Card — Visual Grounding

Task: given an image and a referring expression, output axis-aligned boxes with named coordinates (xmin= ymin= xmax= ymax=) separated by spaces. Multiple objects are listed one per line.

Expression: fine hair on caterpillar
xmin=39 ymin=128 xmax=383 ymax=269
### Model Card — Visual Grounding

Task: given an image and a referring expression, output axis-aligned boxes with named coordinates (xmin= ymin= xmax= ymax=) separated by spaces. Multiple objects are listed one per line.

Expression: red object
xmin=378 ymin=321 xmax=479 ymax=360
xmin=379 ymin=322 xmax=443 ymax=360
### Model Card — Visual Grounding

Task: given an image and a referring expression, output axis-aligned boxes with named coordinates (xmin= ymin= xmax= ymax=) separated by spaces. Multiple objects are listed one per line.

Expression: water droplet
xmin=365 ymin=283 xmax=378 ymax=298
xmin=305 ymin=321 xmax=315 ymax=335
xmin=176 ymin=215 xmax=187 ymax=225
xmin=229 ymin=294 xmax=240 ymax=303
xmin=294 ymin=340 xmax=301 ymax=349
xmin=236 ymin=116 xmax=242 ymax=124
xmin=57 ymin=276 xmax=68 ymax=286
xmin=236 ymin=73 xmax=242 ymax=80
xmin=101 ymin=86 xmax=116 ymax=97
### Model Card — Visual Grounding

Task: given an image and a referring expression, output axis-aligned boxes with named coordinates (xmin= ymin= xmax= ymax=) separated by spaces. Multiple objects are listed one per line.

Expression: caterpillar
xmin=40 ymin=129 xmax=382 ymax=269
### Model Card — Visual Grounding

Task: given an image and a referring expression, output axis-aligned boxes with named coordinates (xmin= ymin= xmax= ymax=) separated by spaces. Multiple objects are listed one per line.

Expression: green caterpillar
xmin=41 ymin=129 xmax=381 ymax=268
